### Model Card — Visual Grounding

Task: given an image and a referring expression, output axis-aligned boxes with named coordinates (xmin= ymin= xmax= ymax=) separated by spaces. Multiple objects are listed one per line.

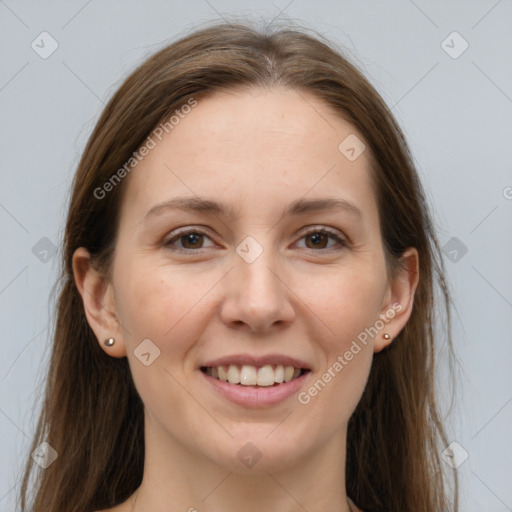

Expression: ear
xmin=374 ymin=247 xmax=419 ymax=353
xmin=72 ymin=247 xmax=127 ymax=358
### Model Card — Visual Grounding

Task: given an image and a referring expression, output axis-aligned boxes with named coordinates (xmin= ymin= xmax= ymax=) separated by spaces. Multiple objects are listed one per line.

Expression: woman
xmin=19 ymin=21 xmax=459 ymax=512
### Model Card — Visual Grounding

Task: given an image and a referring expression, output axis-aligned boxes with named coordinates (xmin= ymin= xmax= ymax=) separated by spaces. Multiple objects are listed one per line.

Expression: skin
xmin=73 ymin=86 xmax=419 ymax=512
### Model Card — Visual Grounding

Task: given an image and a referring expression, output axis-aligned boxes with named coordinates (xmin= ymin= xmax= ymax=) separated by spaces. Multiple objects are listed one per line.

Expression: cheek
xmin=115 ymin=268 xmax=207 ymax=416
xmin=294 ymin=267 xmax=383 ymax=423
xmin=113 ymin=266 xmax=215 ymax=398
xmin=118 ymin=266 xmax=207 ymax=341
xmin=305 ymin=264 xmax=385 ymax=340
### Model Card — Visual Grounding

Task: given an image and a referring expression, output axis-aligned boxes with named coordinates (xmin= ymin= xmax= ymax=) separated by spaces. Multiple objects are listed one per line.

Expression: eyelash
xmin=163 ymin=226 xmax=349 ymax=253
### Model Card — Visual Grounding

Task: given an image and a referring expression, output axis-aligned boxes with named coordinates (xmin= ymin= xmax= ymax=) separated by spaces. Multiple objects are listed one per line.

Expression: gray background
xmin=1 ymin=1 xmax=511 ymax=510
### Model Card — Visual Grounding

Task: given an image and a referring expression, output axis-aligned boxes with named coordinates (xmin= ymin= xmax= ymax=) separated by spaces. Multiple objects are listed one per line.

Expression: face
xmin=78 ymin=86 xmax=415 ymax=475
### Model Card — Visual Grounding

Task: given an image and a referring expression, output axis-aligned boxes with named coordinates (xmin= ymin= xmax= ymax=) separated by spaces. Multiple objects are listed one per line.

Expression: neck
xmin=129 ymin=411 xmax=353 ymax=512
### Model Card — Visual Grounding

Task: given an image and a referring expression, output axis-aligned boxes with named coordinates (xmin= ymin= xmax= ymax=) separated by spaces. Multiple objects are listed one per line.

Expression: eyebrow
xmin=141 ymin=196 xmax=363 ymax=223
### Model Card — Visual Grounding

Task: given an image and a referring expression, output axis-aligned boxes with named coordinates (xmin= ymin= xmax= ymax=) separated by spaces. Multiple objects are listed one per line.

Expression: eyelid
xmin=297 ymin=225 xmax=350 ymax=250
xmin=163 ymin=225 xmax=349 ymax=252
xmin=162 ymin=225 xmax=217 ymax=250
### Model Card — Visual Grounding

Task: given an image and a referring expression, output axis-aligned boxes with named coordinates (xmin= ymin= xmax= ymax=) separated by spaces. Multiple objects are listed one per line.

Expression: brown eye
xmin=164 ymin=229 xmax=215 ymax=251
xmin=179 ymin=232 xmax=204 ymax=249
xmin=304 ymin=231 xmax=330 ymax=249
xmin=298 ymin=228 xmax=348 ymax=251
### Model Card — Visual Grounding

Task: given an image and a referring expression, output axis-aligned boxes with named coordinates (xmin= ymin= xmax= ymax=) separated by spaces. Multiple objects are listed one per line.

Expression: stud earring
xmin=383 ymin=333 xmax=391 ymax=341
xmin=104 ymin=337 xmax=115 ymax=347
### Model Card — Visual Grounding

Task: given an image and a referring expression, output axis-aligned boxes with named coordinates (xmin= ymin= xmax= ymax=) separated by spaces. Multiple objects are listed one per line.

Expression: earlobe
xmin=374 ymin=248 xmax=419 ymax=353
xmin=72 ymin=247 xmax=127 ymax=358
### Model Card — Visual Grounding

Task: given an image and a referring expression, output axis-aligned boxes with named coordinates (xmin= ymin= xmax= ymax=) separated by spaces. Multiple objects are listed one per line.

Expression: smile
xmin=201 ymin=364 xmax=309 ymax=387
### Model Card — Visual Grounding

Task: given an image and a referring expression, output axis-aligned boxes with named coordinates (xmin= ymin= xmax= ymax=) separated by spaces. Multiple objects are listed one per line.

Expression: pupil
xmin=184 ymin=233 xmax=202 ymax=248
xmin=308 ymin=233 xmax=326 ymax=248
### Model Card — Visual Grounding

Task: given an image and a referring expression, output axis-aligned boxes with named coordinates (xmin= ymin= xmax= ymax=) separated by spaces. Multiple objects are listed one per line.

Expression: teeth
xmin=227 ymin=364 xmax=240 ymax=384
xmin=257 ymin=365 xmax=275 ymax=386
xmin=284 ymin=366 xmax=295 ymax=382
xmin=218 ymin=366 xmax=228 ymax=381
xmin=240 ymin=365 xmax=257 ymax=385
xmin=205 ymin=364 xmax=304 ymax=386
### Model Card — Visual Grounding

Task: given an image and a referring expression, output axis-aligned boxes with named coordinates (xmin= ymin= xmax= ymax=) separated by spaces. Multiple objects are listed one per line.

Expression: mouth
xmin=200 ymin=364 xmax=310 ymax=387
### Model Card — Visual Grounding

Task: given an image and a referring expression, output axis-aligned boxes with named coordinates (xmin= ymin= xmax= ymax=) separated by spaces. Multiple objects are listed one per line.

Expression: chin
xmin=207 ymin=431 xmax=311 ymax=475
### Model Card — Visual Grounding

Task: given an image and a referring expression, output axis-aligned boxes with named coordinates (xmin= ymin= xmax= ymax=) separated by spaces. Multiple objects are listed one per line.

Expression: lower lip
xmin=200 ymin=370 xmax=310 ymax=407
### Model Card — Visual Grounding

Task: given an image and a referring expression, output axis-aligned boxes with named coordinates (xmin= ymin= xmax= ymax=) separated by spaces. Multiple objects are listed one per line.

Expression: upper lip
xmin=201 ymin=354 xmax=312 ymax=370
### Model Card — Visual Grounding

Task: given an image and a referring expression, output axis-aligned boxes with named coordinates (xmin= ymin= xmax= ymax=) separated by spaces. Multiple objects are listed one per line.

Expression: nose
xmin=220 ymin=250 xmax=295 ymax=333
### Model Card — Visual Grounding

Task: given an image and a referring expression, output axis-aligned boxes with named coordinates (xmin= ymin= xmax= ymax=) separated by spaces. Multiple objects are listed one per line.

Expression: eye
xmin=296 ymin=227 xmax=348 ymax=251
xmin=164 ymin=228 xmax=215 ymax=251
xmin=163 ymin=226 xmax=349 ymax=253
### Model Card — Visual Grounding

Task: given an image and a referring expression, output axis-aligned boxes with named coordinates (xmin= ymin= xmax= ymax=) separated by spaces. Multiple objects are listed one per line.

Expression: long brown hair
xmin=18 ymin=20 xmax=459 ymax=512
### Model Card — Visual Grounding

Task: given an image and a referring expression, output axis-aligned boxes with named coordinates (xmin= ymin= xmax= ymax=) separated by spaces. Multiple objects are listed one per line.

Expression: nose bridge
xmin=222 ymin=236 xmax=294 ymax=330
xmin=240 ymin=250 xmax=280 ymax=300
xmin=237 ymin=240 xmax=282 ymax=305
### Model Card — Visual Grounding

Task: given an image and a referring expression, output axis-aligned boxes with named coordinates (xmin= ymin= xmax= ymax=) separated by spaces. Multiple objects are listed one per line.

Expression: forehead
xmin=119 ymin=86 xmax=376 ymax=225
